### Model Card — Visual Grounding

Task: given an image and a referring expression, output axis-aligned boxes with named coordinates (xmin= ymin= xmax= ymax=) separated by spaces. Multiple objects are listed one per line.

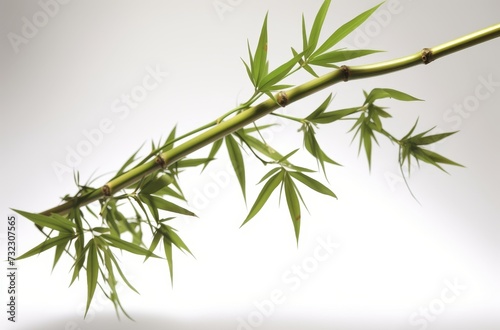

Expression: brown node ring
xmin=340 ymin=65 xmax=350 ymax=82
xmin=421 ymin=48 xmax=434 ymax=64
xmin=102 ymin=184 xmax=111 ymax=197
xmin=277 ymin=91 xmax=288 ymax=107
xmin=155 ymin=155 xmax=167 ymax=168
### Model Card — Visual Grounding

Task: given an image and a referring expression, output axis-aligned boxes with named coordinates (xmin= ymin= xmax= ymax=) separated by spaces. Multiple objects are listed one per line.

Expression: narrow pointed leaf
xmin=307 ymin=0 xmax=331 ymax=58
xmin=313 ymin=107 xmax=360 ymax=124
xmin=284 ymin=174 xmax=301 ymax=243
xmin=163 ymin=237 xmax=174 ymax=286
xmin=364 ymin=88 xmax=422 ymax=105
xmin=85 ymin=239 xmax=99 ymax=317
xmin=17 ymin=233 xmax=75 ymax=260
xmin=241 ymin=171 xmax=283 ymax=227
xmin=313 ymin=3 xmax=383 ymax=57
xmin=310 ymin=49 xmax=382 ymax=66
xmin=161 ymin=225 xmax=194 ymax=257
xmin=202 ymin=138 xmax=223 ymax=172
xmin=100 ymin=234 xmax=160 ymax=258
xmin=140 ymin=174 xmax=174 ymax=195
xmin=305 ymin=94 xmax=333 ymax=121
xmin=254 ymin=13 xmax=269 ymax=84
xmin=14 ymin=209 xmax=75 ymax=233
xmin=225 ymin=134 xmax=246 ymax=200
xmin=259 ymin=51 xmax=303 ymax=91
xmin=289 ymin=172 xmax=337 ymax=198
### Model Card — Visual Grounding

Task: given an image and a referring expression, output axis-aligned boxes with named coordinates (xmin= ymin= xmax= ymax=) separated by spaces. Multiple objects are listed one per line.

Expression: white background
xmin=1 ymin=0 xmax=499 ymax=329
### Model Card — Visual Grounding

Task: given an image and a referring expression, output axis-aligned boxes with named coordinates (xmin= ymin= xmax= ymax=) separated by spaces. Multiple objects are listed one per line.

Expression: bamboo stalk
xmin=41 ymin=22 xmax=500 ymax=217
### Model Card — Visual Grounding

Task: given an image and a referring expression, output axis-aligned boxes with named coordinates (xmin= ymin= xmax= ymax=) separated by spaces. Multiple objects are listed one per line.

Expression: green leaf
xmin=160 ymin=225 xmax=194 ymax=257
xmin=364 ymin=88 xmax=422 ymax=105
xmin=70 ymin=235 xmax=88 ymax=286
xmin=313 ymin=107 xmax=360 ymax=124
xmin=303 ymin=126 xmax=340 ymax=173
xmin=241 ymin=170 xmax=284 ymax=227
xmin=254 ymin=13 xmax=269 ymax=85
xmin=259 ymin=51 xmax=302 ymax=91
xmin=288 ymin=172 xmax=337 ymax=198
xmin=163 ymin=237 xmax=174 ymax=286
xmin=14 ymin=209 xmax=75 ymax=233
xmin=145 ymin=230 xmax=163 ymax=262
xmin=177 ymin=157 xmax=215 ymax=168
xmin=17 ymin=233 xmax=75 ymax=260
xmin=283 ymin=173 xmax=301 ymax=244
xmin=141 ymin=194 xmax=196 ymax=217
xmin=225 ymin=134 xmax=246 ymax=200
xmin=52 ymin=231 xmax=71 ymax=270
xmin=410 ymin=131 xmax=459 ymax=145
xmin=312 ymin=3 xmax=384 ymax=58
xmin=112 ymin=143 xmax=144 ymax=179
xmin=306 ymin=0 xmax=331 ymax=58
xmin=164 ymin=125 xmax=177 ymax=152
xmin=100 ymin=234 xmax=160 ymax=258
xmin=202 ymin=138 xmax=223 ymax=172
xmin=310 ymin=49 xmax=382 ymax=67
xmin=106 ymin=248 xmax=140 ymax=294
xmin=140 ymin=174 xmax=174 ymax=195
xmin=85 ymin=239 xmax=99 ymax=317
xmin=301 ymin=15 xmax=308 ymax=55
xmin=305 ymin=94 xmax=333 ymax=121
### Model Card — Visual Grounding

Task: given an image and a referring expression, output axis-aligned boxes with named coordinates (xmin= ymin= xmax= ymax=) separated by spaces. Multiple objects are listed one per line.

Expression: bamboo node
xmin=155 ymin=155 xmax=167 ymax=168
xmin=102 ymin=185 xmax=111 ymax=196
xmin=340 ymin=65 xmax=350 ymax=82
xmin=421 ymin=48 xmax=434 ymax=64
xmin=277 ymin=91 xmax=288 ymax=107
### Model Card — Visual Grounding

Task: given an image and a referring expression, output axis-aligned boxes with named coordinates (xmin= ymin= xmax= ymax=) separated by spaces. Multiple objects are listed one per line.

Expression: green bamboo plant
xmin=13 ymin=0 xmax=500 ymax=319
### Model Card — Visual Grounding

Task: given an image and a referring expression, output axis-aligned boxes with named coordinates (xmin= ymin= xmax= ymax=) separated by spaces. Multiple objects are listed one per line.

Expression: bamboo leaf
xmin=85 ymin=239 xmax=99 ymax=317
xmin=145 ymin=230 xmax=163 ymax=261
xmin=163 ymin=237 xmax=174 ymax=286
xmin=164 ymin=125 xmax=177 ymax=152
xmin=14 ymin=209 xmax=75 ymax=233
xmin=306 ymin=0 xmax=331 ymax=58
xmin=100 ymin=234 xmax=160 ymax=258
xmin=410 ymin=131 xmax=459 ymax=145
xmin=17 ymin=233 xmax=75 ymax=260
xmin=241 ymin=170 xmax=284 ymax=227
xmin=225 ymin=134 xmax=246 ymax=200
xmin=301 ymin=15 xmax=308 ymax=55
xmin=310 ymin=49 xmax=382 ymax=67
xmin=259 ymin=51 xmax=302 ymax=91
xmin=140 ymin=174 xmax=174 ymax=195
xmin=289 ymin=172 xmax=337 ymax=198
xmin=254 ymin=13 xmax=269 ymax=85
xmin=202 ymin=138 xmax=223 ymax=172
xmin=52 ymin=231 xmax=71 ymax=270
xmin=312 ymin=3 xmax=383 ymax=58
xmin=112 ymin=143 xmax=144 ymax=179
xmin=283 ymin=173 xmax=301 ymax=244
xmin=141 ymin=194 xmax=196 ymax=217
xmin=305 ymin=94 xmax=333 ymax=121
xmin=70 ymin=235 xmax=88 ymax=286
xmin=364 ymin=88 xmax=422 ymax=105
xmin=313 ymin=107 xmax=360 ymax=124
xmin=106 ymin=249 xmax=140 ymax=294
xmin=161 ymin=225 xmax=194 ymax=257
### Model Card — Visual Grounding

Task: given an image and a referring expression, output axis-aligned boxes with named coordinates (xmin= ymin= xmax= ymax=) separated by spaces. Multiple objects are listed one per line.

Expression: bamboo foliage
xmin=13 ymin=0 xmax=500 ymax=319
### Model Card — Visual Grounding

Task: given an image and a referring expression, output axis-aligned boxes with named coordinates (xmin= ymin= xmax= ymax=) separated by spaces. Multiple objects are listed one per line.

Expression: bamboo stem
xmin=40 ymin=22 xmax=500 ymax=217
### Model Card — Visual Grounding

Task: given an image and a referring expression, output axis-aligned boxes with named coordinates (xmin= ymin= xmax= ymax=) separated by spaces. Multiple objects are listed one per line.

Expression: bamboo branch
xmin=40 ymin=22 xmax=500 ymax=217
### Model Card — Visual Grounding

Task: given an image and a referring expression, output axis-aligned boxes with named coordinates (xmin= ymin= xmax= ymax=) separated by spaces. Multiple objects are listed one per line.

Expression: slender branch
xmin=40 ymin=22 xmax=500 ymax=217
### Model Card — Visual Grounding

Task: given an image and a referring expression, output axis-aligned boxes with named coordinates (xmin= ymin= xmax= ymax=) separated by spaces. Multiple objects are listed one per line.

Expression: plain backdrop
xmin=1 ymin=1 xmax=499 ymax=329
